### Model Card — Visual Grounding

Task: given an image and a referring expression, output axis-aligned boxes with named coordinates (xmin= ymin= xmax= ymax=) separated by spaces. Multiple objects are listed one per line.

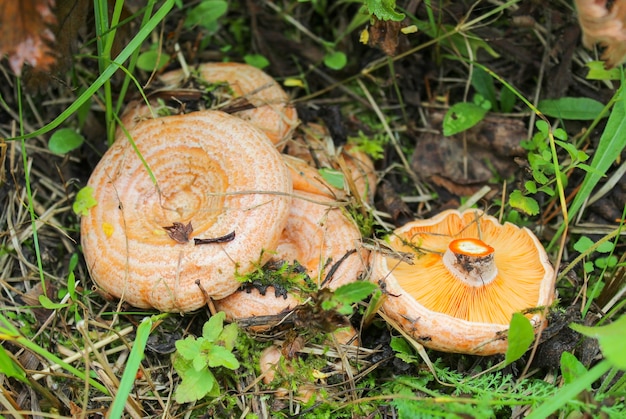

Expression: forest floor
xmin=0 ymin=0 xmax=625 ymax=418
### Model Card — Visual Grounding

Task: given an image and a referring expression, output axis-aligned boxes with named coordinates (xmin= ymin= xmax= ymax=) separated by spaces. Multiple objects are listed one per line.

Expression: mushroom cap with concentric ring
xmin=81 ymin=110 xmax=292 ymax=312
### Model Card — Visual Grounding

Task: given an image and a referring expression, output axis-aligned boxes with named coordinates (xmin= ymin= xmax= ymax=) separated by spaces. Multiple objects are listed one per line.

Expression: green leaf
xmin=173 ymin=357 xmax=218 ymax=403
xmin=73 ymin=186 xmax=98 ymax=216
xmin=500 ymin=85 xmax=517 ymax=113
xmin=175 ymin=336 xmax=202 ymax=360
xmin=573 ymin=236 xmax=594 ymax=253
xmin=524 ymin=181 xmax=537 ymax=194
xmin=136 ymin=49 xmax=169 ymax=72
xmin=585 ymin=61 xmax=621 ymax=80
xmin=504 ymin=313 xmax=535 ymax=366
xmin=38 ymin=295 xmax=69 ymax=309
xmin=443 ymin=102 xmax=488 ymax=136
xmin=390 ymin=336 xmax=413 ymax=356
xmin=48 ymin=128 xmax=85 ymax=154
xmin=184 ymin=0 xmax=228 ymax=30
xmin=538 ymin=97 xmax=606 ymax=120
xmin=332 ymin=282 xmax=377 ymax=306
xmin=364 ymin=0 xmax=405 ymax=21
xmin=324 ymin=51 xmax=347 ymax=70
xmin=192 ymin=354 xmax=208 ymax=371
xmin=555 ymin=140 xmax=582 ymax=162
xmin=219 ymin=323 xmax=238 ymax=351
xmin=471 ymin=67 xmax=497 ymax=112
xmin=318 ymin=168 xmax=345 ymax=189
xmin=203 ymin=311 xmax=225 ymax=342
xmin=570 ymin=315 xmax=626 ymax=369
xmin=243 ymin=54 xmax=270 ymax=69
xmin=207 ymin=345 xmax=240 ymax=369
xmin=560 ymin=352 xmax=588 ymax=385
xmin=0 ymin=345 xmax=27 ymax=383
xmin=509 ymin=190 xmax=539 ymax=216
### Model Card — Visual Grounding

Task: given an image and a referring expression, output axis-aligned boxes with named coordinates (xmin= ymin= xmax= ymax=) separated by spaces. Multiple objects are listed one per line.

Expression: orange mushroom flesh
xmin=81 ymin=110 xmax=292 ymax=312
xmin=372 ymin=209 xmax=555 ymax=354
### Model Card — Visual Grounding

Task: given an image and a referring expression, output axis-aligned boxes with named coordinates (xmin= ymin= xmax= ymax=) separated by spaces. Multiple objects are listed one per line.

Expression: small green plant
xmin=172 ymin=312 xmax=240 ymax=403
xmin=510 ymin=120 xmax=591 ymax=216
xmin=319 ymin=281 xmax=377 ymax=315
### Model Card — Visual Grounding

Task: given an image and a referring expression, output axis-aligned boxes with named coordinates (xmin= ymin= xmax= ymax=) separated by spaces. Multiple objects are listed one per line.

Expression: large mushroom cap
xmin=121 ymin=62 xmax=299 ymax=148
xmin=371 ymin=209 xmax=555 ymax=355
xmin=81 ymin=110 xmax=292 ymax=312
xmin=214 ymin=191 xmax=369 ymax=326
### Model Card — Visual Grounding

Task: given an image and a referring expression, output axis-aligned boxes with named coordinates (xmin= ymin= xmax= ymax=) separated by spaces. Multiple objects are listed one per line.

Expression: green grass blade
xmin=548 ymin=83 xmax=626 ymax=250
xmin=7 ymin=0 xmax=175 ymax=142
xmin=109 ymin=314 xmax=167 ymax=418
xmin=525 ymin=360 xmax=611 ymax=418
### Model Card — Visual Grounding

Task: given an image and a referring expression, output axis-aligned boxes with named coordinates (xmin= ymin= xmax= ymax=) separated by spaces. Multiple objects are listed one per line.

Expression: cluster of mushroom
xmin=81 ymin=62 xmax=373 ymax=320
xmin=81 ymin=61 xmax=557 ymax=357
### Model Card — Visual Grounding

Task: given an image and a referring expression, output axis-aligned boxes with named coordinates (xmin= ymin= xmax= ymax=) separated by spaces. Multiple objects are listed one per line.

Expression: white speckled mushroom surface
xmin=81 ymin=110 xmax=292 ymax=312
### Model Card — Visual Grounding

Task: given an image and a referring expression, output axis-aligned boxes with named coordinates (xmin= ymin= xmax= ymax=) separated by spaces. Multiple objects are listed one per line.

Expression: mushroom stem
xmin=442 ymin=238 xmax=497 ymax=287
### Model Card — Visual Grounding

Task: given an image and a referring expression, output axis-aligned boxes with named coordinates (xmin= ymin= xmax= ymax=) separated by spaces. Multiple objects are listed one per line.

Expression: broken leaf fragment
xmin=73 ymin=186 xmax=97 ymax=216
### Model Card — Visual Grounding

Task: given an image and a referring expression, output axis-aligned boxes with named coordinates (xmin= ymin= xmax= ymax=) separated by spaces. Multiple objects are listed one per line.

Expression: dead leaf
xmin=163 ymin=221 xmax=193 ymax=243
xmin=0 ymin=0 xmax=57 ymax=76
xmin=368 ymin=18 xmax=403 ymax=56
xmin=574 ymin=0 xmax=626 ymax=67
xmin=411 ymin=112 xmax=526 ymax=197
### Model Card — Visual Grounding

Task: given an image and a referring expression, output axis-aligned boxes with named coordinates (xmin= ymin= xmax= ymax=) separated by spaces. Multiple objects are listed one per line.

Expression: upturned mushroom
xmin=120 ymin=62 xmax=298 ymax=147
xmin=81 ymin=110 xmax=292 ymax=312
xmin=214 ymin=191 xmax=369 ymax=326
xmin=371 ymin=209 xmax=555 ymax=355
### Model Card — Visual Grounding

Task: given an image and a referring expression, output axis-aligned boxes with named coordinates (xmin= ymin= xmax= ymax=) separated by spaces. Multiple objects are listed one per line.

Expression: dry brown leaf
xmin=575 ymin=0 xmax=626 ymax=67
xmin=0 ymin=0 xmax=57 ymax=76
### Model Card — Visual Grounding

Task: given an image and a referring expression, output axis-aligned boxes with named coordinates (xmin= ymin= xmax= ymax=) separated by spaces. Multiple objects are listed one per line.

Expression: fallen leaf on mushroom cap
xmin=120 ymin=61 xmax=298 ymax=147
xmin=214 ymin=191 xmax=369 ymax=327
xmin=371 ymin=209 xmax=555 ymax=355
xmin=81 ymin=110 xmax=292 ymax=312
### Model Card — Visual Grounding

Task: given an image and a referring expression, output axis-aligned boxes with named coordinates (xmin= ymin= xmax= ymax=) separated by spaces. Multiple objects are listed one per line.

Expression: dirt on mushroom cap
xmin=214 ymin=190 xmax=370 ymax=326
xmin=81 ymin=110 xmax=293 ymax=312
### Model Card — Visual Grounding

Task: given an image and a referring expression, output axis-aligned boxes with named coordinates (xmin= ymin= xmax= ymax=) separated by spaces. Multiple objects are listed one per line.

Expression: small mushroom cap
xmin=284 ymin=123 xmax=377 ymax=201
xmin=371 ymin=209 xmax=555 ymax=355
xmin=214 ymin=191 xmax=369 ymax=326
xmin=159 ymin=62 xmax=298 ymax=146
xmin=81 ymin=110 xmax=292 ymax=312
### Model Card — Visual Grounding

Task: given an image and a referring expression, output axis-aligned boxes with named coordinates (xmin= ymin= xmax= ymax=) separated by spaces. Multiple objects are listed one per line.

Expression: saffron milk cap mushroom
xmin=81 ymin=110 xmax=292 ymax=312
xmin=371 ymin=209 xmax=555 ymax=355
xmin=214 ymin=191 xmax=369 ymax=325
xmin=158 ymin=62 xmax=298 ymax=146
